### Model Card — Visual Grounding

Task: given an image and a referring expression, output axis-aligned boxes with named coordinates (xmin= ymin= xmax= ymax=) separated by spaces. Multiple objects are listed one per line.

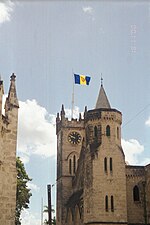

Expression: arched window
xmin=110 ymin=158 xmax=113 ymax=172
xmin=104 ymin=157 xmax=107 ymax=173
xmin=94 ymin=126 xmax=98 ymax=138
xmin=117 ymin=127 xmax=119 ymax=139
xmin=111 ymin=195 xmax=114 ymax=212
xmin=133 ymin=185 xmax=140 ymax=201
xmin=73 ymin=155 xmax=76 ymax=174
xmin=106 ymin=125 xmax=110 ymax=136
xmin=69 ymin=159 xmax=72 ymax=174
xmin=105 ymin=195 xmax=108 ymax=211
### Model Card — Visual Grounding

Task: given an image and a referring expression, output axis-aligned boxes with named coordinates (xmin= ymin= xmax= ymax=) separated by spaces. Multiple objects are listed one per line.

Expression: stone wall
xmin=0 ymin=75 xmax=19 ymax=225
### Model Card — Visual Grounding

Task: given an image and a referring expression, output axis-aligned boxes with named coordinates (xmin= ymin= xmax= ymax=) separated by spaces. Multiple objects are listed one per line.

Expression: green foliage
xmin=15 ymin=157 xmax=32 ymax=225
xmin=43 ymin=205 xmax=56 ymax=225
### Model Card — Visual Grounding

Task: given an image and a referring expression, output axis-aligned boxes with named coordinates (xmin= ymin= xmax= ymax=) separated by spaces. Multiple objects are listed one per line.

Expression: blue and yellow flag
xmin=74 ymin=74 xmax=91 ymax=85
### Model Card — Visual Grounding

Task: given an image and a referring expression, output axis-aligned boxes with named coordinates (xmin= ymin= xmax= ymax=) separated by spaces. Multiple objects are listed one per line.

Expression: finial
xmin=61 ymin=104 xmax=65 ymax=116
xmin=10 ymin=73 xmax=16 ymax=81
xmin=101 ymin=73 xmax=103 ymax=86
xmin=84 ymin=106 xmax=87 ymax=113
xmin=79 ymin=113 xmax=82 ymax=121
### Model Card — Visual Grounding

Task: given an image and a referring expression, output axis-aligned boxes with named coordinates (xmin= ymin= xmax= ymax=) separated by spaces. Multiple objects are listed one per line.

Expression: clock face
xmin=68 ymin=131 xmax=81 ymax=145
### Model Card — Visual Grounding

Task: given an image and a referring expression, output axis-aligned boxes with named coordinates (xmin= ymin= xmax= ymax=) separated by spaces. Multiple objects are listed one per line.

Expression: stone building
xmin=0 ymin=74 xmax=19 ymax=225
xmin=56 ymin=81 xmax=150 ymax=225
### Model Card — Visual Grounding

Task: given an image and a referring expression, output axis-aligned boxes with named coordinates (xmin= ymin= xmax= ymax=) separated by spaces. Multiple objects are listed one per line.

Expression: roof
xmin=95 ymin=84 xmax=111 ymax=109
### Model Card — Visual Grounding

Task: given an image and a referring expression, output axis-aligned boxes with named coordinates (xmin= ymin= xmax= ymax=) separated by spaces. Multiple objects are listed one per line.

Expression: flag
xmin=74 ymin=74 xmax=91 ymax=85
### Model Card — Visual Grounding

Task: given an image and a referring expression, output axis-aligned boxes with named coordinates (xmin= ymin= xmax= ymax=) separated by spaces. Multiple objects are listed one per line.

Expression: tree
xmin=15 ymin=157 xmax=32 ymax=225
xmin=43 ymin=205 xmax=56 ymax=225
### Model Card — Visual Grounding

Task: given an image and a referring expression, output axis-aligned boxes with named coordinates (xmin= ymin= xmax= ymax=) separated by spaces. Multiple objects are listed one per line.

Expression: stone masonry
xmin=56 ymin=82 xmax=150 ymax=225
xmin=0 ymin=74 xmax=19 ymax=225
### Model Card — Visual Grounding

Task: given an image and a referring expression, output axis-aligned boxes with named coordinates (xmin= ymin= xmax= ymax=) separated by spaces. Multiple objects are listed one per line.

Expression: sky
xmin=1 ymin=0 xmax=150 ymax=224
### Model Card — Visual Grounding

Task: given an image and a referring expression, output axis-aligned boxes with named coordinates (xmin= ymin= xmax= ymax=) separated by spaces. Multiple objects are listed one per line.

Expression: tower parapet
xmin=56 ymin=104 xmax=84 ymax=134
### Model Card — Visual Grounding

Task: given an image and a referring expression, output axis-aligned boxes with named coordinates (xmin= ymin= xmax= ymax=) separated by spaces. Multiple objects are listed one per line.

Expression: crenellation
xmin=56 ymin=82 xmax=150 ymax=225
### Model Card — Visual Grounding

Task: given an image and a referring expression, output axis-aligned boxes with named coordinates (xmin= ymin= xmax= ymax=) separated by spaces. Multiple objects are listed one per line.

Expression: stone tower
xmin=56 ymin=81 xmax=128 ymax=225
xmin=56 ymin=104 xmax=85 ymax=225
xmin=56 ymin=80 xmax=150 ymax=225
xmin=83 ymin=82 xmax=127 ymax=224
xmin=0 ymin=74 xmax=19 ymax=225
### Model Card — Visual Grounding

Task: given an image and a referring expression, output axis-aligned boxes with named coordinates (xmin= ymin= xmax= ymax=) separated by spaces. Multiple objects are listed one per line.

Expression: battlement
xmin=85 ymin=108 xmax=122 ymax=123
xmin=56 ymin=105 xmax=85 ymax=134
xmin=126 ymin=165 xmax=145 ymax=178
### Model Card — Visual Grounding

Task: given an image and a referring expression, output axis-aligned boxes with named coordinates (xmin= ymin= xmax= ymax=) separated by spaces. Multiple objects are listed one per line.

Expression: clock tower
xmin=56 ymin=104 xmax=85 ymax=225
xmin=56 ymin=81 xmax=127 ymax=225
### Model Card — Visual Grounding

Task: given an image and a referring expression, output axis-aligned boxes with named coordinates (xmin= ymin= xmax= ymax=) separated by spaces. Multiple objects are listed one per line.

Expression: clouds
xmin=17 ymin=99 xmax=57 ymax=163
xmin=17 ymin=99 xmax=81 ymax=164
xmin=82 ymin=6 xmax=95 ymax=21
xmin=0 ymin=1 xmax=14 ymax=24
xmin=122 ymin=139 xmax=144 ymax=165
xmin=82 ymin=6 xmax=94 ymax=15
xmin=21 ymin=210 xmax=41 ymax=225
xmin=145 ymin=116 xmax=150 ymax=126
xmin=27 ymin=182 xmax=40 ymax=192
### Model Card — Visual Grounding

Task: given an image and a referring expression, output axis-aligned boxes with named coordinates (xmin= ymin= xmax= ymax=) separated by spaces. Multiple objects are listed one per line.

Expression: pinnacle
xmin=95 ymin=84 xmax=111 ymax=109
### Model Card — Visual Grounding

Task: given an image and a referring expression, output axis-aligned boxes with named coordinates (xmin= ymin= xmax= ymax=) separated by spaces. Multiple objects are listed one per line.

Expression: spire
xmin=95 ymin=77 xmax=111 ymax=109
xmin=6 ymin=73 xmax=19 ymax=109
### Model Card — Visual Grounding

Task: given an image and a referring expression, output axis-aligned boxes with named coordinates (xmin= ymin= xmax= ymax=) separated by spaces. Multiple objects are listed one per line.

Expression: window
xmin=117 ymin=127 xmax=119 ymax=139
xmin=110 ymin=158 xmax=113 ymax=172
xmin=133 ymin=185 xmax=140 ymax=201
xmin=111 ymin=196 xmax=114 ymax=212
xmin=104 ymin=157 xmax=107 ymax=173
xmin=94 ymin=126 xmax=98 ymax=138
xmin=69 ymin=159 xmax=72 ymax=174
xmin=105 ymin=195 xmax=108 ymax=211
xmin=106 ymin=125 xmax=110 ymax=136
xmin=73 ymin=155 xmax=76 ymax=174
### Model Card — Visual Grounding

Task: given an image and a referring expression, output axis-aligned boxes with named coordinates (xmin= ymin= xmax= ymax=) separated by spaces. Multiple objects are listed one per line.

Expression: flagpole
xmin=71 ymin=70 xmax=74 ymax=119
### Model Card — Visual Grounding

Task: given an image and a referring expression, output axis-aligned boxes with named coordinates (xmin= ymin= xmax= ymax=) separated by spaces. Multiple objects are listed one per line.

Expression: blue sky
xmin=1 ymin=0 xmax=150 ymax=224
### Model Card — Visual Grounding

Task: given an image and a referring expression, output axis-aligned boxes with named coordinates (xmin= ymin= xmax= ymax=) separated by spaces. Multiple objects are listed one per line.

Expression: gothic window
xmin=105 ymin=195 xmax=108 ymax=212
xmin=94 ymin=126 xmax=98 ymax=138
xmin=111 ymin=195 xmax=114 ymax=212
xmin=110 ymin=158 xmax=113 ymax=172
xmin=69 ymin=159 xmax=72 ymax=174
xmin=106 ymin=125 xmax=110 ymax=136
xmin=117 ymin=127 xmax=119 ymax=139
xmin=133 ymin=185 xmax=140 ymax=201
xmin=73 ymin=155 xmax=76 ymax=174
xmin=104 ymin=157 xmax=107 ymax=173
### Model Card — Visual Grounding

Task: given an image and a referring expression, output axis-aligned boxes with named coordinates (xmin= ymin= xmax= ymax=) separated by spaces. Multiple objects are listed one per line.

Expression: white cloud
xmin=21 ymin=209 xmax=41 ymax=225
xmin=121 ymin=139 xmax=144 ymax=165
xmin=82 ymin=6 xmax=94 ymax=15
xmin=65 ymin=106 xmax=81 ymax=119
xmin=17 ymin=99 xmax=57 ymax=163
xmin=27 ymin=182 xmax=40 ymax=192
xmin=82 ymin=6 xmax=95 ymax=21
xmin=0 ymin=1 xmax=14 ymax=24
xmin=145 ymin=116 xmax=150 ymax=126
